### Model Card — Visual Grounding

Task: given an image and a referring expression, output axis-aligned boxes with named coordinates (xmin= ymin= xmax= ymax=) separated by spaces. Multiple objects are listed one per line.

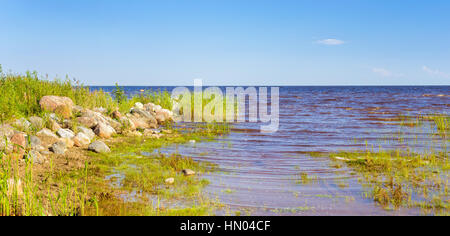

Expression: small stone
xmin=112 ymin=110 xmax=123 ymax=119
xmin=62 ymin=119 xmax=74 ymax=129
xmin=11 ymin=133 xmax=26 ymax=157
xmin=13 ymin=118 xmax=31 ymax=131
xmin=93 ymin=107 xmax=107 ymax=114
xmin=94 ymin=123 xmax=116 ymax=139
xmin=56 ymin=128 xmax=75 ymax=139
xmin=77 ymin=126 xmax=95 ymax=140
xmin=0 ymin=124 xmax=15 ymax=139
xmin=182 ymin=169 xmax=196 ymax=176
xmin=73 ymin=132 xmax=91 ymax=147
xmin=48 ymin=113 xmax=59 ymax=122
xmin=151 ymin=134 xmax=162 ymax=139
xmin=36 ymin=128 xmax=59 ymax=145
xmin=60 ymin=138 xmax=74 ymax=148
xmin=40 ymin=150 xmax=52 ymax=155
xmin=26 ymin=150 xmax=46 ymax=164
xmin=109 ymin=119 xmax=123 ymax=132
xmin=124 ymin=130 xmax=143 ymax=137
xmin=88 ymin=141 xmax=111 ymax=153
xmin=33 ymin=145 xmax=46 ymax=152
xmin=50 ymin=141 xmax=67 ymax=155
xmin=165 ymin=178 xmax=175 ymax=184
xmin=120 ymin=116 xmax=136 ymax=131
xmin=76 ymin=117 xmax=97 ymax=129
xmin=134 ymin=102 xmax=144 ymax=109
xmin=50 ymin=120 xmax=61 ymax=132
xmin=29 ymin=136 xmax=42 ymax=149
xmin=29 ymin=116 xmax=45 ymax=130
xmin=143 ymin=129 xmax=159 ymax=136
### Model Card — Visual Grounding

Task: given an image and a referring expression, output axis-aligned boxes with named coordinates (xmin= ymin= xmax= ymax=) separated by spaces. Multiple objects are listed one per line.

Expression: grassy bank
xmin=0 ymin=69 xmax=230 ymax=216
xmin=1 ymin=126 xmax=228 ymax=216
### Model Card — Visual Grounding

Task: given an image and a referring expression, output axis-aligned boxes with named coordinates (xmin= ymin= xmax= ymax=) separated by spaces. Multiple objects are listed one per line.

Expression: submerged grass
xmin=307 ymin=114 xmax=449 ymax=215
xmin=83 ymin=125 xmax=229 ymax=216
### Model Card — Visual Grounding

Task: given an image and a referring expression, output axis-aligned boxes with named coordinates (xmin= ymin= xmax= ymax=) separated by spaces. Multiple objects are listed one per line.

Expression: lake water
xmin=96 ymin=86 xmax=449 ymax=215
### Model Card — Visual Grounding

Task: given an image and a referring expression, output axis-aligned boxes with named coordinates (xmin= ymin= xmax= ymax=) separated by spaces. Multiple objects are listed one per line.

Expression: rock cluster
xmin=1 ymin=96 xmax=174 ymax=165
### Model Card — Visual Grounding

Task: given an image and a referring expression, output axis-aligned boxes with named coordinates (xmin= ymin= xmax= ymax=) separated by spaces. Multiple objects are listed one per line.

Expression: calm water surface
xmin=97 ymin=86 xmax=449 ymax=215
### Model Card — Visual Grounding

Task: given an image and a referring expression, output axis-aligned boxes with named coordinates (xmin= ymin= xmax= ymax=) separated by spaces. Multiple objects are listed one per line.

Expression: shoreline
xmin=0 ymin=92 xmax=228 ymax=215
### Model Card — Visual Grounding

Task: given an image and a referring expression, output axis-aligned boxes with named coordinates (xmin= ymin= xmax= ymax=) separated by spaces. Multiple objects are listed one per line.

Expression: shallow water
xmin=99 ymin=86 xmax=449 ymax=215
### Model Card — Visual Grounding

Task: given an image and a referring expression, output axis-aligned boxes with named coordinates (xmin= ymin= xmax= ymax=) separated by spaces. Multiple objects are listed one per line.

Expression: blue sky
xmin=1 ymin=0 xmax=449 ymax=85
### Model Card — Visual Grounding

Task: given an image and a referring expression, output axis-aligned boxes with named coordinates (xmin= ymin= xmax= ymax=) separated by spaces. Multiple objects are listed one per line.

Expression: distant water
xmin=95 ymin=86 xmax=449 ymax=215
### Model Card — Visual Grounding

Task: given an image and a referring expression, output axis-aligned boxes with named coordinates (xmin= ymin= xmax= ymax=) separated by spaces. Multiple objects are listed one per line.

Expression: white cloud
xmin=372 ymin=68 xmax=404 ymax=78
xmin=316 ymin=39 xmax=345 ymax=45
xmin=422 ymin=66 xmax=449 ymax=78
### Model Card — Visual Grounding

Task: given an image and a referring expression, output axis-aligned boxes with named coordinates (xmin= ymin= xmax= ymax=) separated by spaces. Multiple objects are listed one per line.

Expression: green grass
xmin=0 ymin=70 xmax=119 ymax=122
xmin=0 ymin=69 xmax=237 ymax=123
xmin=0 ymin=146 xmax=91 ymax=216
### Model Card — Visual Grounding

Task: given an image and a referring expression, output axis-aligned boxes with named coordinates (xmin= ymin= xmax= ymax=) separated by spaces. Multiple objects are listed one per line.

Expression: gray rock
xmin=62 ymin=119 xmax=74 ymax=129
xmin=134 ymin=102 xmax=144 ymax=110
xmin=29 ymin=116 xmax=45 ymax=130
xmin=59 ymin=138 xmax=74 ymax=148
xmin=93 ymin=107 xmax=108 ymax=114
xmin=88 ymin=141 xmax=111 ymax=154
xmin=143 ymin=103 xmax=158 ymax=113
xmin=129 ymin=109 xmax=158 ymax=129
xmin=26 ymin=150 xmax=46 ymax=164
xmin=37 ymin=128 xmax=59 ymax=139
xmin=130 ymin=108 xmax=154 ymax=120
xmin=78 ymin=109 xmax=111 ymax=128
xmin=165 ymin=178 xmax=175 ymax=184
xmin=56 ymin=128 xmax=75 ymax=139
xmin=48 ymin=113 xmax=60 ymax=122
xmin=155 ymin=109 xmax=173 ymax=124
xmin=109 ymin=119 xmax=123 ymax=132
xmin=49 ymin=120 xmax=61 ymax=132
xmin=50 ymin=141 xmax=67 ymax=155
xmin=0 ymin=125 xmax=14 ymax=152
xmin=13 ymin=118 xmax=31 ymax=131
xmin=182 ymin=169 xmax=196 ymax=176
xmin=40 ymin=150 xmax=52 ymax=155
xmin=77 ymin=126 xmax=95 ymax=140
xmin=73 ymin=132 xmax=91 ymax=147
xmin=120 ymin=116 xmax=136 ymax=131
xmin=33 ymin=145 xmax=46 ymax=152
xmin=0 ymin=124 xmax=15 ymax=139
xmin=143 ymin=129 xmax=160 ymax=136
xmin=124 ymin=130 xmax=142 ymax=137
xmin=29 ymin=136 xmax=42 ymax=148
xmin=0 ymin=137 xmax=12 ymax=153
